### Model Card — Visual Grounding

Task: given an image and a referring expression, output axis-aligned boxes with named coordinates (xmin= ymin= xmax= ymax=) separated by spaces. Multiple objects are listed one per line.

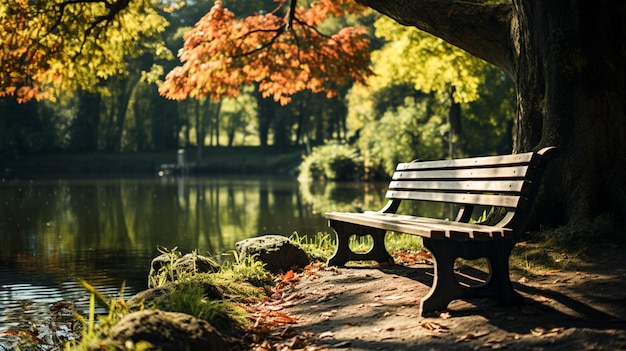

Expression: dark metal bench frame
xmin=325 ymin=147 xmax=558 ymax=316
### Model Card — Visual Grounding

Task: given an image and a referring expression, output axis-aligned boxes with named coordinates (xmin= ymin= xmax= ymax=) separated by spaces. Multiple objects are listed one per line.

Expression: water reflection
xmin=0 ymin=176 xmax=455 ymax=333
xmin=0 ymin=177 xmax=392 ymax=332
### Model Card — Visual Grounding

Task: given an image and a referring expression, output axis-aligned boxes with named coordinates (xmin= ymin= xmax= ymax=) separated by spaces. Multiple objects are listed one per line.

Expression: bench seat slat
xmin=392 ymin=166 xmax=529 ymax=181
xmin=385 ymin=190 xmax=521 ymax=208
xmin=396 ymin=152 xmax=535 ymax=171
xmin=326 ymin=212 xmax=513 ymax=240
xmin=388 ymin=180 xmax=526 ymax=193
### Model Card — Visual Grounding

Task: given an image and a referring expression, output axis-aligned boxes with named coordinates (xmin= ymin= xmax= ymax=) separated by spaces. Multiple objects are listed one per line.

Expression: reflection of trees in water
xmin=298 ymin=181 xmax=389 ymax=215
xmin=298 ymin=180 xmax=456 ymax=220
xmin=0 ymin=178 xmax=336 ymax=278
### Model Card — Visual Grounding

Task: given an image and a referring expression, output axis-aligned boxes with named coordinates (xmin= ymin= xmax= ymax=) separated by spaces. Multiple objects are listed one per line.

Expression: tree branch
xmin=357 ymin=0 xmax=515 ymax=77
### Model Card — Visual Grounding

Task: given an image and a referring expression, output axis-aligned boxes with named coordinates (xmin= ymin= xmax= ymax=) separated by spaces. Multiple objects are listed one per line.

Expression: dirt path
xmin=275 ymin=247 xmax=626 ymax=350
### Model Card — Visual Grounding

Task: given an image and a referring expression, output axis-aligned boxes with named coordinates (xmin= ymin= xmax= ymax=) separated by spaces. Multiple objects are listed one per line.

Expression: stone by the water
xmin=148 ymin=252 xmax=221 ymax=288
xmin=235 ymin=235 xmax=310 ymax=273
xmin=106 ymin=309 xmax=230 ymax=351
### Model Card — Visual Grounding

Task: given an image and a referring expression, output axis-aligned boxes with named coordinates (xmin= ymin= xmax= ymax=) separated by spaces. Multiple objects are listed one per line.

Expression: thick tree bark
xmin=358 ymin=0 xmax=626 ymax=225
xmin=518 ymin=0 xmax=626 ymax=225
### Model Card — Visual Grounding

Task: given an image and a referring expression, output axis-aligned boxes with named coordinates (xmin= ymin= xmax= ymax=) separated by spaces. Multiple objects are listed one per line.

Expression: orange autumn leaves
xmin=0 ymin=0 xmax=56 ymax=102
xmin=159 ymin=0 xmax=373 ymax=105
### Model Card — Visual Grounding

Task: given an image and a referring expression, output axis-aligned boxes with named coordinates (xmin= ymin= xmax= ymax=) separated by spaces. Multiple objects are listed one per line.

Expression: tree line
xmin=0 ymin=0 xmax=513 ymax=165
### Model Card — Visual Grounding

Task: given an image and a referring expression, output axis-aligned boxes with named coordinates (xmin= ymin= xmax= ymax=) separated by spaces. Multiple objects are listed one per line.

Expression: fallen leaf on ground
xmin=530 ymin=327 xmax=564 ymax=337
xmin=320 ymin=310 xmax=337 ymax=317
xmin=285 ymin=335 xmax=307 ymax=349
xmin=439 ymin=311 xmax=451 ymax=319
xmin=419 ymin=320 xmax=449 ymax=333
xmin=531 ymin=327 xmax=545 ymax=336
xmin=319 ymin=331 xmax=334 ymax=339
xmin=319 ymin=310 xmax=338 ymax=321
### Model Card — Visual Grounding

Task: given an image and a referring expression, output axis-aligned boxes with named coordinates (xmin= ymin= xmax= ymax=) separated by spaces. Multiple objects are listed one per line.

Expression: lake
xmin=0 ymin=176 xmax=392 ymax=332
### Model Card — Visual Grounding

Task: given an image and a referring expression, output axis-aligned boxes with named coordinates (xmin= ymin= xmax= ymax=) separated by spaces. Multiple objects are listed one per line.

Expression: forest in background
xmin=0 ymin=0 xmax=515 ymax=178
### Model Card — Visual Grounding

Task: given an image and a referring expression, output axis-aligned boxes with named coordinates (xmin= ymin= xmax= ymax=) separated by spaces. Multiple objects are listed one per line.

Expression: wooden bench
xmin=325 ymin=147 xmax=558 ymax=316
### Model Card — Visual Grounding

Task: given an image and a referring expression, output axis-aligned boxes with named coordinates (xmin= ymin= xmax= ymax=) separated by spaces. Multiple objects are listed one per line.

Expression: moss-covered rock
xmin=149 ymin=252 xmax=221 ymax=288
xmin=106 ymin=309 xmax=230 ymax=351
xmin=235 ymin=235 xmax=309 ymax=273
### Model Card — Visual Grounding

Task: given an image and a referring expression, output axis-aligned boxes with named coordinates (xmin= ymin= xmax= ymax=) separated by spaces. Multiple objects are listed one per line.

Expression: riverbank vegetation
xmin=5 ymin=227 xmax=619 ymax=350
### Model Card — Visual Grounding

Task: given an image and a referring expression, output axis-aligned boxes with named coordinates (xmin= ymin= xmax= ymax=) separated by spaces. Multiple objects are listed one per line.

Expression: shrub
xmin=298 ymin=143 xmax=363 ymax=181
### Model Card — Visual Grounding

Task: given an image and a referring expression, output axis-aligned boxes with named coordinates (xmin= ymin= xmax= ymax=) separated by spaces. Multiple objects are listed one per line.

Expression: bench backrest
xmin=381 ymin=147 xmax=558 ymax=230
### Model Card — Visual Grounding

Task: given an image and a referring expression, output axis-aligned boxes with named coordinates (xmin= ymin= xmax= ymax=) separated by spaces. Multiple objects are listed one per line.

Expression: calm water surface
xmin=0 ymin=176 xmax=392 ymax=332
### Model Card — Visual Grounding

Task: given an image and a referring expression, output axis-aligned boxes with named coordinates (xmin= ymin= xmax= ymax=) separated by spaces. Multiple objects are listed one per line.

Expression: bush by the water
xmin=298 ymin=143 xmax=363 ymax=181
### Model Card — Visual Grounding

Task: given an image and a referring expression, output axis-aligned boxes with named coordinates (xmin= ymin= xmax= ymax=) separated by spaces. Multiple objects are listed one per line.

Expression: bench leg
xmin=420 ymin=238 xmax=523 ymax=316
xmin=327 ymin=220 xmax=394 ymax=267
xmin=474 ymin=240 xmax=525 ymax=306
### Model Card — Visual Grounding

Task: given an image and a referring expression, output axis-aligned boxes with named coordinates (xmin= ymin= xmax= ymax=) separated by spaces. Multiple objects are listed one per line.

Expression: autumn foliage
xmin=0 ymin=0 xmax=169 ymax=102
xmin=159 ymin=0 xmax=373 ymax=105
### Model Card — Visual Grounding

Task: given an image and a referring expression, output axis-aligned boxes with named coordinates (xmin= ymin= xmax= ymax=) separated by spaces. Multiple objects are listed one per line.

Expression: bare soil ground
xmin=270 ymin=245 xmax=626 ymax=350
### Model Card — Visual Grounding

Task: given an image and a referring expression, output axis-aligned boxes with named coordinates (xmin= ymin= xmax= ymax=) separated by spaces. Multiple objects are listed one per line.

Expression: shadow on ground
xmin=280 ymin=248 xmax=626 ymax=350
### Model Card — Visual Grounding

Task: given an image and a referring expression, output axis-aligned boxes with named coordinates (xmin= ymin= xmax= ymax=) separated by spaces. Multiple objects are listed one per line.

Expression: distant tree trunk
xmin=195 ymin=99 xmax=204 ymax=164
xmin=69 ymin=89 xmax=101 ymax=152
xmin=272 ymin=110 xmax=290 ymax=149
xmin=255 ymin=89 xmax=275 ymax=147
xmin=104 ymin=75 xmax=139 ymax=152
xmin=447 ymin=87 xmax=462 ymax=159
xmin=358 ymin=0 xmax=626 ymax=226
xmin=149 ymin=94 xmax=179 ymax=151
xmin=132 ymin=84 xmax=149 ymax=152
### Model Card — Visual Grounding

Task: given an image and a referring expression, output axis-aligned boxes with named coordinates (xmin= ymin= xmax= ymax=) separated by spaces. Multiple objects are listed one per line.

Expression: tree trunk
xmin=513 ymin=0 xmax=626 ymax=225
xmin=195 ymin=99 xmax=203 ymax=165
xmin=254 ymin=88 xmax=274 ymax=147
xmin=447 ymin=87 xmax=462 ymax=159
xmin=70 ymin=90 xmax=101 ymax=152
xmin=358 ymin=0 xmax=626 ymax=226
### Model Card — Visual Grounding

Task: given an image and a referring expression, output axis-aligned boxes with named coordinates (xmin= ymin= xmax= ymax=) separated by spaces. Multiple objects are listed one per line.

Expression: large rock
xmin=106 ymin=309 xmax=230 ymax=351
xmin=149 ymin=252 xmax=221 ymax=288
xmin=235 ymin=235 xmax=309 ymax=273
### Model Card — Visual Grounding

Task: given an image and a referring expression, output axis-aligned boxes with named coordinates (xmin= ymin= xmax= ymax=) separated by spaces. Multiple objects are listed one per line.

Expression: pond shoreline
xmin=1 ymin=146 xmax=306 ymax=178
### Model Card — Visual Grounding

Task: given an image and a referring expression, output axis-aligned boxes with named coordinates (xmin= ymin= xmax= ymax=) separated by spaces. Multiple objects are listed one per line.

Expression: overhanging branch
xmin=357 ymin=0 xmax=515 ymax=77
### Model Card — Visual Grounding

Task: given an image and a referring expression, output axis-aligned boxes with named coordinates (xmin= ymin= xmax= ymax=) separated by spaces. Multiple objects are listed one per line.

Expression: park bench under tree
xmin=325 ymin=147 xmax=558 ymax=316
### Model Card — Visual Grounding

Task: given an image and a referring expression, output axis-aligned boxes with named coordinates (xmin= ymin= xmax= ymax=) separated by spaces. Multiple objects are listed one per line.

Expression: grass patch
xmin=162 ymin=281 xmax=248 ymax=332
xmin=509 ymin=242 xmax=570 ymax=275
xmin=509 ymin=214 xmax=622 ymax=275
xmin=291 ymin=232 xmax=336 ymax=262
xmin=535 ymin=214 xmax=621 ymax=255
xmin=291 ymin=232 xmax=423 ymax=262
xmin=65 ymin=248 xmax=275 ymax=350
